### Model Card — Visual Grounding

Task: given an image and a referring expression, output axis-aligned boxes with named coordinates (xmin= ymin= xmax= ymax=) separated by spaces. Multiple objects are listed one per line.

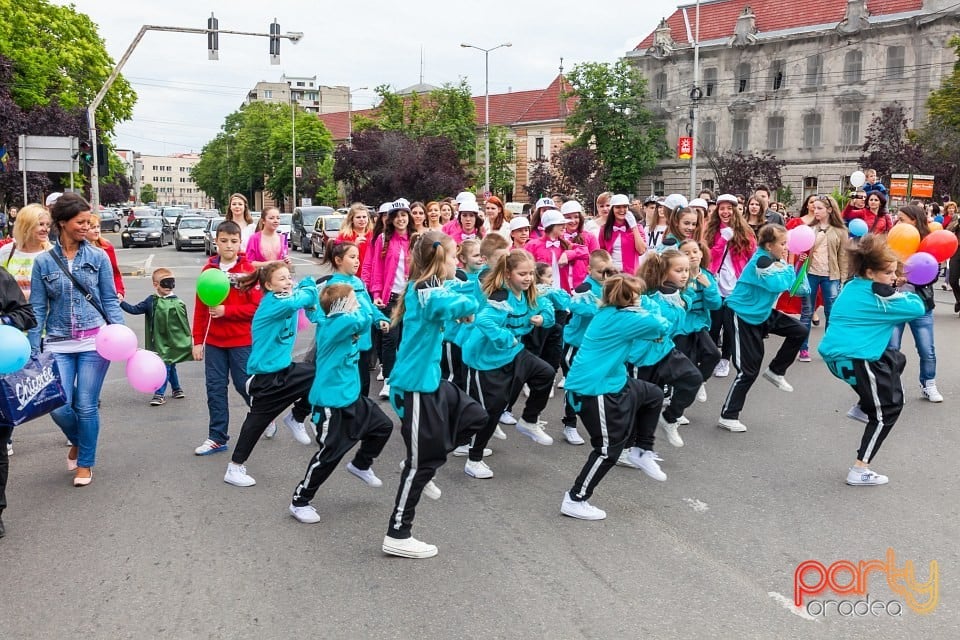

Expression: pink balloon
xmin=95 ymin=324 xmax=138 ymax=362
xmin=126 ymin=349 xmax=168 ymax=393
xmin=297 ymin=308 xmax=311 ymax=331
xmin=787 ymin=225 xmax=816 ymax=254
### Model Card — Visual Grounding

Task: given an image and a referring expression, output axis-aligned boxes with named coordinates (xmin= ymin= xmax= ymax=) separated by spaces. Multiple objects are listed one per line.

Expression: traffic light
xmin=207 ymin=13 xmax=219 ymax=60
xmin=269 ymin=19 xmax=280 ymax=65
xmin=97 ymin=142 xmax=109 ymax=176
xmin=78 ymin=141 xmax=93 ymax=169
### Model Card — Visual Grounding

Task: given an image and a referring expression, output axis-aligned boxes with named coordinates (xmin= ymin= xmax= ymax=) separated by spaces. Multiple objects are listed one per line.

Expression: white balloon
xmin=850 ymin=170 xmax=866 ymax=188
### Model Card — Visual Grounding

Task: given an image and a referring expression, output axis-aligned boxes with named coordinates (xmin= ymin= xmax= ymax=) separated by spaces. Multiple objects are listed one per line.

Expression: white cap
xmin=535 ymin=196 xmax=557 ymax=210
xmin=716 ymin=194 xmax=739 ymax=206
xmin=455 ymin=191 xmax=476 ymax=204
xmin=560 ymin=200 xmax=583 ymax=216
xmin=378 ymin=202 xmax=392 ymax=214
xmin=540 ymin=210 xmax=566 ymax=229
xmin=390 ymin=198 xmax=411 ymax=211
xmin=663 ymin=194 xmax=689 ymax=211
xmin=45 ymin=192 xmax=63 ymax=207
xmin=689 ymin=198 xmax=709 ymax=210
xmin=609 ymin=194 xmax=630 ymax=207
xmin=509 ymin=217 xmax=531 ymax=232
xmin=458 ymin=199 xmax=479 ymax=214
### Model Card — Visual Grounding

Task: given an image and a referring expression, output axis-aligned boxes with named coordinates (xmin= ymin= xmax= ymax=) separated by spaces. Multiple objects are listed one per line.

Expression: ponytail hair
xmin=324 ymin=241 xmax=357 ymax=268
xmin=390 ymin=231 xmax=457 ymax=326
xmin=236 ymin=260 xmax=288 ymax=292
xmin=848 ymin=233 xmax=897 ymax=277
xmin=601 ymin=274 xmax=644 ymax=308
xmin=481 ymin=248 xmax=538 ymax=306
xmin=637 ymin=248 xmax=685 ymax=291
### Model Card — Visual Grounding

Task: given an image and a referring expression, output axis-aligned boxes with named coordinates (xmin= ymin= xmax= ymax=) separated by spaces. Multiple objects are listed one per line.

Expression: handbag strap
xmin=4 ymin=242 xmax=14 ymax=268
xmin=47 ymin=248 xmax=111 ymax=324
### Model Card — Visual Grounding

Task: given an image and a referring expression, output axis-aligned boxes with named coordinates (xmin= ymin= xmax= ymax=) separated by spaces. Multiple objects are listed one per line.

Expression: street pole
xmin=461 ymin=42 xmax=512 ymax=196
xmin=292 ymin=89 xmax=296 ymax=212
xmin=689 ymin=0 xmax=700 ymax=198
xmin=86 ymin=20 xmax=303 ymax=210
xmin=347 ymin=86 xmax=367 ymax=147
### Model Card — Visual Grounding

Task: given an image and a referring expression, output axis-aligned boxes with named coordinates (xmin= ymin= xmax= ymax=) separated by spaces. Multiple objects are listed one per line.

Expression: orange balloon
xmin=887 ymin=223 xmax=921 ymax=260
xmin=928 ymin=221 xmax=943 ymax=231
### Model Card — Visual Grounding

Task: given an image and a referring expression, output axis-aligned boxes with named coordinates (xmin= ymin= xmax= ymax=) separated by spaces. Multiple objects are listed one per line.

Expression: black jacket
xmin=0 ymin=267 xmax=36 ymax=331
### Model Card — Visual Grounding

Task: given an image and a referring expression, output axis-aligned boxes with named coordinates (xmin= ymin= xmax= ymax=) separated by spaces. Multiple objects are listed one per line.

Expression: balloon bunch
xmin=888 ymin=225 xmax=959 ymax=285
xmin=95 ymin=324 xmax=168 ymax=393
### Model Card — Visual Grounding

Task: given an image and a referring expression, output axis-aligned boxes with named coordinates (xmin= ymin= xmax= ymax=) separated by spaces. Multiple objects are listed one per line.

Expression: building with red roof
xmin=626 ymin=0 xmax=958 ymax=204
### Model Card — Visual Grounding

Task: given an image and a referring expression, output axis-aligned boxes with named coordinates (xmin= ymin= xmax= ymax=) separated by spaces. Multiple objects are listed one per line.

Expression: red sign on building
xmin=677 ymin=137 xmax=693 ymax=160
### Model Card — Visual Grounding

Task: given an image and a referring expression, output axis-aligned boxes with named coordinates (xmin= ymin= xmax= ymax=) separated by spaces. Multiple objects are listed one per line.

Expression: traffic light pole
xmin=87 ymin=21 xmax=303 ymax=209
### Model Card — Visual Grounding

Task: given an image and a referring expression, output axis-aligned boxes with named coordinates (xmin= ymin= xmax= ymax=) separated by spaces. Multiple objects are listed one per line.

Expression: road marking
xmin=683 ymin=498 xmax=709 ymax=513
xmin=144 ymin=254 xmax=155 ymax=272
xmin=767 ymin=592 xmax=819 ymax=622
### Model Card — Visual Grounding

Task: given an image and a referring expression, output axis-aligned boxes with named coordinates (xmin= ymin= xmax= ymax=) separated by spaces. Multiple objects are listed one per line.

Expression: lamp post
xmin=291 ymin=85 xmax=296 ymax=211
xmin=347 ymin=86 xmax=368 ymax=147
xmin=461 ymin=42 xmax=511 ymax=196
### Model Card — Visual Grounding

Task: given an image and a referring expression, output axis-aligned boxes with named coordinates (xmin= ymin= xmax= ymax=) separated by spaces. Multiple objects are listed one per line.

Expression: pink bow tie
xmin=563 ymin=232 xmax=575 ymax=241
xmin=462 ymin=233 xmax=476 ymax=240
xmin=612 ymin=225 xmax=627 ymax=233
xmin=545 ymin=240 xmax=561 ymax=249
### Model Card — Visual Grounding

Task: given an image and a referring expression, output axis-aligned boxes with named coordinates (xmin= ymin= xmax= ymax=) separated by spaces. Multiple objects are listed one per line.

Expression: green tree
xmin=266 ymin=107 xmax=335 ymax=205
xmin=487 ymin=125 xmax=515 ymax=199
xmin=564 ymin=60 xmax=668 ymax=193
xmin=140 ymin=184 xmax=157 ymax=204
xmin=0 ymin=0 xmax=136 ymax=135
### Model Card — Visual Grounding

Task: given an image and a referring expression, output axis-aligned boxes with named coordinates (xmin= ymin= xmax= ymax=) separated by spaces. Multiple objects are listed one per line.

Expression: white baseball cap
xmin=535 ymin=196 xmax=557 ymax=210
xmin=689 ymin=198 xmax=709 ymax=210
xmin=509 ymin=217 xmax=531 ymax=232
xmin=45 ymin=192 xmax=63 ymax=207
xmin=716 ymin=194 xmax=739 ymax=206
xmin=609 ymin=194 xmax=630 ymax=207
xmin=390 ymin=198 xmax=411 ymax=211
xmin=663 ymin=194 xmax=689 ymax=211
xmin=455 ymin=191 xmax=477 ymax=204
xmin=378 ymin=202 xmax=393 ymax=214
xmin=560 ymin=200 xmax=583 ymax=216
xmin=458 ymin=199 xmax=479 ymax=214
xmin=540 ymin=210 xmax=566 ymax=229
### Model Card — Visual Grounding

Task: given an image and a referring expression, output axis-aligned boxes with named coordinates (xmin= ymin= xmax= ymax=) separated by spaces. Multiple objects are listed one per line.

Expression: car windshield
xmin=326 ymin=218 xmax=342 ymax=230
xmin=179 ymin=219 xmax=206 ymax=229
xmin=279 ymin=214 xmax=292 ymax=225
xmin=132 ymin=218 xmax=161 ymax=228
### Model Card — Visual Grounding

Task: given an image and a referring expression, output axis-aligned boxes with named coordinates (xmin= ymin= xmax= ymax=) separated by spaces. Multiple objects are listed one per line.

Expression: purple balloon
xmin=903 ymin=252 xmax=939 ymax=285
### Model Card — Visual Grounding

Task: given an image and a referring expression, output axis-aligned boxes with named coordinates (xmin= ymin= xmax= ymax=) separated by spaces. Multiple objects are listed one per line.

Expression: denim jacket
xmin=28 ymin=241 xmax=124 ymax=351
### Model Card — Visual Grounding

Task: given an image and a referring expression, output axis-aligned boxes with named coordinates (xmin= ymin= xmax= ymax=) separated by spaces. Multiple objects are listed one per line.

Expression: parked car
xmin=161 ymin=207 xmax=187 ymax=227
xmin=174 ymin=216 xmax=208 ymax=251
xmin=200 ymin=209 xmax=220 ymax=218
xmin=98 ymin=209 xmax=123 ymax=233
xmin=127 ymin=207 xmax=158 ymax=225
xmin=278 ymin=213 xmax=292 ymax=243
xmin=310 ymin=214 xmax=344 ymax=258
xmin=204 ymin=217 xmax=225 ymax=256
xmin=121 ymin=217 xmax=174 ymax=248
xmin=291 ymin=206 xmax=334 ymax=253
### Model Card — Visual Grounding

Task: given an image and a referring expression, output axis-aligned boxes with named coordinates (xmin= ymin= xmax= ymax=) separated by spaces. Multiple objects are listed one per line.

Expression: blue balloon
xmin=934 ymin=215 xmax=944 ymax=224
xmin=848 ymin=218 xmax=869 ymax=237
xmin=0 ymin=325 xmax=31 ymax=374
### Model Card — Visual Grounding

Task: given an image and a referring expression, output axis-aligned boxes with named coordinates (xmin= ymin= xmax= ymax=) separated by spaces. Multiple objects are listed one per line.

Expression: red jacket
xmin=192 ymin=255 xmax=262 ymax=348
xmin=98 ymin=238 xmax=125 ymax=297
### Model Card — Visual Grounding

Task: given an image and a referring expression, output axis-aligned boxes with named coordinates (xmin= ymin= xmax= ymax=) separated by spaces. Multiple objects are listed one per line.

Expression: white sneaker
xmin=762 ymin=368 xmax=794 ymax=392
xmin=283 ymin=413 xmax=313 ymax=445
xmin=5 ymin=442 xmax=12 ymax=456
xmin=522 ymin=384 xmax=531 ymax=398
xmin=549 ymin=385 xmax=555 ymax=398
xmin=383 ymin=535 xmax=438 ymax=558
xmin=922 ymin=380 xmax=944 ymax=403
xmin=499 ymin=411 xmax=517 ymax=425
xmin=516 ymin=418 xmax=553 ymax=445
xmin=659 ymin=415 xmax=683 ymax=447
xmin=346 ymin=461 xmax=383 ymax=487
xmin=224 ymin=462 xmax=256 ymax=487
xmin=696 ymin=384 xmax=708 ymax=403
xmin=560 ymin=492 xmax=606 ymax=520
xmin=452 ymin=445 xmax=492 ymax=457
xmin=194 ymin=439 xmax=229 ymax=456
xmin=379 ymin=381 xmax=391 ymax=399
xmin=562 ymin=426 xmax=585 ymax=445
xmin=627 ymin=448 xmax=667 ymax=481
xmin=676 ymin=415 xmax=690 ymax=426
xmin=717 ymin=417 xmax=748 ymax=432
xmin=714 ymin=359 xmax=730 ymax=378
xmin=376 ymin=366 xmax=384 ymax=381
xmin=464 ymin=459 xmax=494 ymax=479
xmin=492 ymin=425 xmax=507 ymax=440
xmin=289 ymin=503 xmax=321 ymax=523
xmin=846 ymin=404 xmax=869 ymax=424
xmin=846 ymin=466 xmax=889 ymax=486
xmin=616 ymin=449 xmax=642 ymax=468
xmin=557 ymin=375 xmax=565 ymax=389
xmin=399 ymin=461 xmax=441 ymax=500
xmin=263 ymin=420 xmax=277 ymax=439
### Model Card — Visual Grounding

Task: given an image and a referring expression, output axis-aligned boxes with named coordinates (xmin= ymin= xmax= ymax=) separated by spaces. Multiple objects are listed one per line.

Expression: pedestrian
xmin=818 ymin=234 xmax=925 ymax=485
xmin=192 ymin=221 xmax=263 ymax=456
xmin=673 ymin=239 xmax=722 ymax=403
xmin=658 ymin=206 xmax=704 ymax=251
xmin=598 ymin=194 xmax=647 ymax=274
xmin=482 ymin=195 xmax=511 ymax=239
xmin=520 ymin=261 xmax=570 ymax=397
xmin=717 ymin=224 xmax=806 ymax=433
xmin=223 ymin=262 xmax=318 ymax=487
xmin=947 ymin=213 xmax=960 ymax=315
xmin=224 ymin=193 xmax=255 ymax=252
xmin=425 ymin=201 xmax=444 ymax=232
xmin=120 ymin=268 xmax=192 ymax=406
xmin=86 ymin=213 xmax=125 ymax=301
xmin=559 ymin=200 xmax=600 ymax=289
xmin=245 ymin=206 xmax=290 ymax=267
xmin=408 ymin=201 xmax=427 ymax=235
xmin=562 ymin=274 xmax=669 ymax=521
xmin=525 ymin=209 xmax=589 ymax=293
xmin=442 ymin=198 xmax=483 ymax=244
xmin=383 ymin=231 xmax=487 ymax=559
xmin=336 ymin=202 xmax=374 ymax=268
xmin=28 ymin=192 xmax=124 ymax=487
xmin=5 ymin=206 xmax=17 ymax=238
xmin=440 ymin=238 xmax=483 ymax=394
xmin=0 ymin=204 xmax=52 ymax=299
xmin=508 ymin=216 xmax=530 ymax=251
xmin=288 ymin=283 xmax=394 ymax=524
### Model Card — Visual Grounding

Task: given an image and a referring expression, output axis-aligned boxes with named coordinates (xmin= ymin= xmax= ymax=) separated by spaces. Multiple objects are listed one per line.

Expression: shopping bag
xmin=0 ymin=352 xmax=67 ymax=426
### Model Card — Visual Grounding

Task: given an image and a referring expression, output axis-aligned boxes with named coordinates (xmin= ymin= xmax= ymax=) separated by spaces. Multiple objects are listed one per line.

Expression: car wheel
xmin=113 ymin=223 xmax=120 ymax=233
xmin=122 ymin=240 xmax=130 ymax=248
xmin=301 ymin=233 xmax=310 ymax=253
xmin=175 ymin=241 xmax=182 ymax=251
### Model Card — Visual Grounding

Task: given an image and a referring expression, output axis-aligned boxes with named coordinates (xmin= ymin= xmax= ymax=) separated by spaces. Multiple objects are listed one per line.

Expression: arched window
xmin=844 ymin=50 xmax=863 ymax=83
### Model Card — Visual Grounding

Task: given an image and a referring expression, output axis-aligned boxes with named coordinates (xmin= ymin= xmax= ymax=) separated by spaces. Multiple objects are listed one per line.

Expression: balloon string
xmin=202 ymin=314 xmax=212 ymax=346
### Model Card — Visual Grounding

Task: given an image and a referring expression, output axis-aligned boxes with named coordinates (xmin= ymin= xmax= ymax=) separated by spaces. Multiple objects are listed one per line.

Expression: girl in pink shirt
xmin=369 ymin=201 xmax=411 ymax=396
xmin=597 ymin=194 xmax=646 ymax=274
xmin=525 ymin=210 xmax=589 ymax=293
xmin=442 ymin=200 xmax=483 ymax=244
xmin=560 ymin=200 xmax=598 ymax=290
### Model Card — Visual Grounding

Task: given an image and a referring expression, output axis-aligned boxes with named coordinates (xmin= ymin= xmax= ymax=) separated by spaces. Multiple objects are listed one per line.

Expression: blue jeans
xmin=204 ymin=344 xmax=251 ymax=444
xmin=51 ymin=350 xmax=111 ymax=468
xmin=799 ymin=275 xmax=839 ymax=350
xmin=155 ymin=363 xmax=180 ymax=395
xmin=888 ymin=310 xmax=936 ymax=384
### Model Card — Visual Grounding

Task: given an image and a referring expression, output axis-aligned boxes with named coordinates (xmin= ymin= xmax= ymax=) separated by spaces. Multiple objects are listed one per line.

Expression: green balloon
xmin=197 ymin=268 xmax=231 ymax=306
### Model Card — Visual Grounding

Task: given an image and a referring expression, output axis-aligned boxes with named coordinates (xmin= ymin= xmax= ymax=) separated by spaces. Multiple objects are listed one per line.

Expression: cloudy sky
xmin=56 ymin=0 xmax=682 ymax=154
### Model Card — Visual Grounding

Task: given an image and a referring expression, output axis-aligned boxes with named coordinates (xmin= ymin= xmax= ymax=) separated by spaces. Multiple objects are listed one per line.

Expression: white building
xmin=138 ymin=153 xmax=211 ymax=208
xmin=245 ymin=75 xmax=349 ymax=114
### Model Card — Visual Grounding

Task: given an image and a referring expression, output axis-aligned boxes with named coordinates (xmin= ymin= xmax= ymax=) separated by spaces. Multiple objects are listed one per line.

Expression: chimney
xmin=837 ymin=0 xmax=870 ymax=35
xmin=732 ymin=6 xmax=758 ymax=46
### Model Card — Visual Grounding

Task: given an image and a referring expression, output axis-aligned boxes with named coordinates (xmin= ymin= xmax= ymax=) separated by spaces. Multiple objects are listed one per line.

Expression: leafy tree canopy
xmin=703 ymin=149 xmax=785 ymax=197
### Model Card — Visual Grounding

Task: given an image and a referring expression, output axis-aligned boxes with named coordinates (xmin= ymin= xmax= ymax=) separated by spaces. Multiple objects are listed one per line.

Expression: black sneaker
xmin=0 ymin=515 xmax=5 ymax=538
xmin=173 ymin=389 xmax=185 ymax=399
xmin=150 ymin=395 xmax=165 ymax=406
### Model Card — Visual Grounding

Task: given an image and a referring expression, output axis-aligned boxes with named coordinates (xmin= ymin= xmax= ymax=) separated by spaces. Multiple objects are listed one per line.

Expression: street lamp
xmin=461 ymin=42 xmax=512 ymax=196
xmin=348 ymin=86 xmax=368 ymax=147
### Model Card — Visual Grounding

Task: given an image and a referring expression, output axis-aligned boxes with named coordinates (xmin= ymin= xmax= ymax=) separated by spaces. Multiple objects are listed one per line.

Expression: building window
xmin=770 ymin=60 xmax=786 ymax=91
xmin=887 ymin=46 xmax=906 ymax=79
xmin=844 ymin=50 xmax=863 ymax=83
xmin=654 ymin=72 xmax=667 ymax=100
xmin=732 ymin=118 xmax=749 ymax=150
xmin=805 ymin=54 xmax=822 ymax=87
xmin=766 ymin=116 xmax=785 ymax=150
xmin=264 ymin=90 xmax=273 ymax=98
xmin=296 ymin=81 xmax=305 ymax=87
xmin=703 ymin=67 xmax=717 ymax=97
xmin=535 ymin=137 xmax=545 ymax=161
xmin=802 ymin=113 xmax=822 ymax=148
xmin=841 ymin=110 xmax=861 ymax=146
xmin=700 ymin=119 xmax=717 ymax=152
xmin=735 ymin=62 xmax=750 ymax=93
xmin=653 ymin=180 xmax=665 ymax=197
xmin=701 ymin=179 xmax=715 ymax=193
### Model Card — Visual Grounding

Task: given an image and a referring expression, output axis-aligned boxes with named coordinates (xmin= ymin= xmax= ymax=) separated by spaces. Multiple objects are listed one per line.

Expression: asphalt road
xmin=2 ymin=236 xmax=958 ymax=639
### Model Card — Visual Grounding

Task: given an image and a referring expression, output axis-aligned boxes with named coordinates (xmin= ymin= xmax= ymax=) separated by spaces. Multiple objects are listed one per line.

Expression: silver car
xmin=174 ymin=217 xmax=207 ymax=251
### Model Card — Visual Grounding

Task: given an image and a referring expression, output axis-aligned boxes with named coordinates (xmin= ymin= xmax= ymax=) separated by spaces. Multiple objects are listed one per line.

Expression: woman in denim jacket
xmin=28 ymin=193 xmax=124 ymax=487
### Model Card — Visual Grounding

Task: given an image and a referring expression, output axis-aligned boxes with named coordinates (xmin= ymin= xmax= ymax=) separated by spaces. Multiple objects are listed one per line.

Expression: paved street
xmin=2 ymin=235 xmax=958 ymax=639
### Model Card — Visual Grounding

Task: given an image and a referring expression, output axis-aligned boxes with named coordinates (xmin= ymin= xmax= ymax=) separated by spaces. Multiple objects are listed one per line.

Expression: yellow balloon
xmin=929 ymin=221 xmax=943 ymax=231
xmin=887 ymin=222 xmax=921 ymax=260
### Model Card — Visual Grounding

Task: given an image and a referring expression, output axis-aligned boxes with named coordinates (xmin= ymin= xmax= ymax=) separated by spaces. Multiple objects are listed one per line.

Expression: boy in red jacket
xmin=192 ymin=221 xmax=263 ymax=455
